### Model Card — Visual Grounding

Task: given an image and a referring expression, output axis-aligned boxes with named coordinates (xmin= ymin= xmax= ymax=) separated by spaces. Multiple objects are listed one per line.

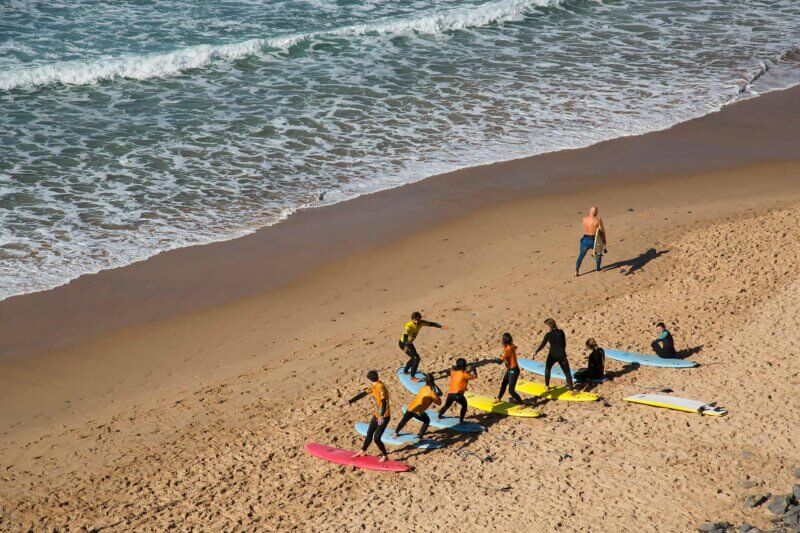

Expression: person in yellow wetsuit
xmin=437 ymin=358 xmax=476 ymax=424
xmin=400 ymin=311 xmax=447 ymax=381
xmin=347 ymin=370 xmax=391 ymax=462
xmin=496 ymin=332 xmax=523 ymax=403
xmin=395 ymin=374 xmax=441 ymax=438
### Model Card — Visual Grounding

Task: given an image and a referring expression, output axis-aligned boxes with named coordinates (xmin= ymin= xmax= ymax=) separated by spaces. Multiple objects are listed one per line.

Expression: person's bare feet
xmin=378 ymin=455 xmax=388 ymax=463
xmin=352 ymin=450 xmax=366 ymax=458
xmin=410 ymin=377 xmax=421 ymax=382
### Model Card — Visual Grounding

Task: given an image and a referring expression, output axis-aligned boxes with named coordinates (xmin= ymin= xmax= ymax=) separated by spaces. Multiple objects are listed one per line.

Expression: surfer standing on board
xmin=400 ymin=311 xmax=447 ymax=381
xmin=496 ymin=332 xmax=523 ymax=403
xmin=437 ymin=358 xmax=476 ymax=424
xmin=576 ymin=206 xmax=607 ymax=276
xmin=347 ymin=370 xmax=391 ymax=462
xmin=534 ymin=318 xmax=575 ymax=391
xmin=395 ymin=374 xmax=441 ymax=438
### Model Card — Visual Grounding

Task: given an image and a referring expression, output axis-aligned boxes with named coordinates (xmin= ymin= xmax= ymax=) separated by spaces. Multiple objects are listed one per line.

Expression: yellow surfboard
xmin=464 ymin=392 xmax=543 ymax=418
xmin=623 ymin=394 xmax=727 ymax=416
xmin=516 ymin=381 xmax=599 ymax=402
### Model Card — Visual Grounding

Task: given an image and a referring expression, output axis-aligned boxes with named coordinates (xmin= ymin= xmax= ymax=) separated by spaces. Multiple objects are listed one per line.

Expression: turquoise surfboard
xmin=401 ymin=407 xmax=484 ymax=433
xmin=396 ymin=367 xmax=426 ymax=394
xmin=354 ymin=422 xmax=443 ymax=449
xmin=518 ymin=358 xmax=609 ymax=383
xmin=603 ymin=348 xmax=698 ymax=368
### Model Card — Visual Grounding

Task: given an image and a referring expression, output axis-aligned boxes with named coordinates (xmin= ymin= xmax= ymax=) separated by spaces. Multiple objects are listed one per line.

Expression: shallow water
xmin=1 ymin=0 xmax=799 ymax=300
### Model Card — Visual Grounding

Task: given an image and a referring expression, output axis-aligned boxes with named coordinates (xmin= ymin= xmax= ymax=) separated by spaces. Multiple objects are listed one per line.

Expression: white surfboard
xmin=624 ymin=393 xmax=727 ymax=416
xmin=592 ymin=227 xmax=605 ymax=257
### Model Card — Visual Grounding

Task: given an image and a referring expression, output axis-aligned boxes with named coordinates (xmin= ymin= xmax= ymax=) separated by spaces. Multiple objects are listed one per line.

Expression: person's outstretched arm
xmin=421 ymin=320 xmax=446 ymax=329
xmin=534 ymin=332 xmax=551 ymax=355
xmin=348 ymin=391 xmax=368 ymax=405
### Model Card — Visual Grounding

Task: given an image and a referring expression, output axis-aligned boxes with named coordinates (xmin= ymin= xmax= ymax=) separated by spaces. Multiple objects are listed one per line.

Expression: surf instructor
xmin=347 ymin=370 xmax=391 ymax=462
xmin=576 ymin=206 xmax=607 ymax=276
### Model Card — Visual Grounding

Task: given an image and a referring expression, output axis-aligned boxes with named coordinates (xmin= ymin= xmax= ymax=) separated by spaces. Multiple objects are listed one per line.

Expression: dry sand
xmin=1 ymin=89 xmax=800 ymax=531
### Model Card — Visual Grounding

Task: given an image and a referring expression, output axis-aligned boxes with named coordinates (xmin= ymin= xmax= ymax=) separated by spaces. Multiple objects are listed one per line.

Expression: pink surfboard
xmin=304 ymin=443 xmax=412 ymax=472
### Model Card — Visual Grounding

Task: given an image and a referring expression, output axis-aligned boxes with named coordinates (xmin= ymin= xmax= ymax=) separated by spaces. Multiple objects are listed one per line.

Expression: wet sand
xmin=1 ymin=87 xmax=799 ymax=531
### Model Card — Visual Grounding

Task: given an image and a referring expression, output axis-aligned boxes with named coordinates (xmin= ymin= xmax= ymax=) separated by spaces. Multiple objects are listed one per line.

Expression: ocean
xmin=1 ymin=0 xmax=799 ymax=301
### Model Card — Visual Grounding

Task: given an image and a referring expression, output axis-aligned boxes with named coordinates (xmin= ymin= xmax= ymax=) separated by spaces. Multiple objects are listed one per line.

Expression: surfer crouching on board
xmin=347 ymin=370 xmax=391 ymax=462
xmin=437 ymin=358 xmax=476 ymax=424
xmin=534 ymin=318 xmax=575 ymax=391
xmin=395 ymin=374 xmax=441 ymax=438
xmin=574 ymin=337 xmax=605 ymax=382
xmin=651 ymin=322 xmax=677 ymax=358
xmin=496 ymin=332 xmax=523 ymax=403
xmin=576 ymin=206 xmax=607 ymax=276
xmin=400 ymin=311 xmax=447 ymax=381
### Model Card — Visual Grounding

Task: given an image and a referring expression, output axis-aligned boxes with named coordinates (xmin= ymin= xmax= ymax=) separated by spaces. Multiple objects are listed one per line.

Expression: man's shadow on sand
xmin=601 ymin=248 xmax=670 ymax=276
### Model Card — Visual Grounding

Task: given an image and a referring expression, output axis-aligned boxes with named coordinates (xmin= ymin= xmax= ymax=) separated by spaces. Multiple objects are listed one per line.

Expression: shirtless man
xmin=576 ymin=206 xmax=607 ymax=276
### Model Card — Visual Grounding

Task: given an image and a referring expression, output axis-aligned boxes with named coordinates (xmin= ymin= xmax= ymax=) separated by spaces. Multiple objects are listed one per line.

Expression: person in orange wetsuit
xmin=347 ymin=370 xmax=391 ymax=462
xmin=394 ymin=374 xmax=441 ymax=438
xmin=437 ymin=358 xmax=476 ymax=424
xmin=496 ymin=332 xmax=523 ymax=403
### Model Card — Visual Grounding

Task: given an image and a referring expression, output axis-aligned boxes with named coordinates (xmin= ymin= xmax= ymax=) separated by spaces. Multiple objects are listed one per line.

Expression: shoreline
xmin=2 ymin=86 xmax=800 ymax=362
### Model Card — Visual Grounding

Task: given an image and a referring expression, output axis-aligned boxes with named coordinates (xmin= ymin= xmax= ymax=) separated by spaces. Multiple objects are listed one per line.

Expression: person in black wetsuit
xmin=347 ymin=370 xmax=391 ymax=462
xmin=574 ymin=337 xmax=605 ymax=383
xmin=651 ymin=322 xmax=677 ymax=357
xmin=534 ymin=318 xmax=574 ymax=391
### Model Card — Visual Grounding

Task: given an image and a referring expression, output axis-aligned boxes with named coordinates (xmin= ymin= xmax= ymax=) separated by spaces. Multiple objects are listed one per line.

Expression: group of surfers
xmin=346 ymin=207 xmax=677 ymax=462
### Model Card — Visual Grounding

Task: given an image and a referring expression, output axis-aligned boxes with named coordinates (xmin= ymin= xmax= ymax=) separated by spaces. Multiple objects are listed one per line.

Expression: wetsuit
xmin=498 ymin=344 xmax=523 ymax=402
xmin=349 ymin=381 xmax=391 ymax=455
xmin=576 ymin=234 xmax=602 ymax=272
xmin=395 ymin=385 xmax=441 ymax=437
xmin=438 ymin=369 xmax=475 ymax=423
xmin=652 ymin=330 xmax=676 ymax=358
xmin=399 ymin=320 xmax=442 ymax=376
xmin=574 ymin=347 xmax=605 ymax=382
xmin=536 ymin=328 xmax=574 ymax=390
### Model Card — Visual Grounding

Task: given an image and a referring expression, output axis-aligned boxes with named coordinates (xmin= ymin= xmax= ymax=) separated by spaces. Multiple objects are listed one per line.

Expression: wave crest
xmin=0 ymin=0 xmax=559 ymax=91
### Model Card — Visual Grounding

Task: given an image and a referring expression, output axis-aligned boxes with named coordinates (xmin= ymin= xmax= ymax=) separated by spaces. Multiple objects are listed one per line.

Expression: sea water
xmin=1 ymin=0 xmax=799 ymax=300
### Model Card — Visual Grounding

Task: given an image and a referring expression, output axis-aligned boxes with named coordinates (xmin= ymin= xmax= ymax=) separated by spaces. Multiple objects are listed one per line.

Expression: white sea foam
xmin=0 ymin=0 xmax=559 ymax=91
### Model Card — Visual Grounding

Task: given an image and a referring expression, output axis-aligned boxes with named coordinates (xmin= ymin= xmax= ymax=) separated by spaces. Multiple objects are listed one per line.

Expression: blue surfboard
xmin=603 ymin=348 xmax=698 ymax=368
xmin=401 ymin=407 xmax=484 ymax=433
xmin=518 ymin=358 xmax=609 ymax=383
xmin=396 ymin=367 xmax=426 ymax=394
xmin=354 ymin=422 xmax=443 ymax=449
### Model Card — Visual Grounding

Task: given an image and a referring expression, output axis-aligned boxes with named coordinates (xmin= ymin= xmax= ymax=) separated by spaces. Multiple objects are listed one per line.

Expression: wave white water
xmin=0 ymin=0 xmax=559 ymax=91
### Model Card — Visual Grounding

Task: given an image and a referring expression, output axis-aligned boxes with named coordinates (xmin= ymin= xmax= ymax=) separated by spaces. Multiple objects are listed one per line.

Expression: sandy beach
xmin=1 ymin=86 xmax=800 ymax=531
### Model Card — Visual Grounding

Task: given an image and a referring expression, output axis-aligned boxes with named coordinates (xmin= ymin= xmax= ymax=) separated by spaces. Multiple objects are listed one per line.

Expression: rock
xmin=794 ymin=485 xmax=800 ymax=500
xmin=741 ymin=481 xmax=760 ymax=489
xmin=746 ymin=494 xmax=771 ymax=508
xmin=795 ymin=468 xmax=800 ymax=479
xmin=699 ymin=522 xmax=731 ymax=532
xmin=785 ymin=513 xmax=800 ymax=527
xmin=738 ymin=524 xmax=753 ymax=532
xmin=768 ymin=495 xmax=793 ymax=515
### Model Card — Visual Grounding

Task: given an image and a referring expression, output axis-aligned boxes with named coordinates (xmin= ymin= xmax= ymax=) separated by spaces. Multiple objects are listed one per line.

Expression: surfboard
xmin=396 ymin=367 xmax=426 ymax=395
xmin=304 ymin=442 xmax=411 ymax=472
xmin=463 ymin=392 xmax=543 ymax=418
xmin=354 ymin=422 xmax=443 ymax=449
xmin=516 ymin=380 xmax=599 ymax=402
xmin=518 ymin=358 xmax=609 ymax=383
xmin=592 ymin=227 xmax=605 ymax=257
xmin=623 ymin=394 xmax=727 ymax=416
xmin=401 ymin=407 xmax=484 ymax=433
xmin=604 ymin=348 xmax=698 ymax=368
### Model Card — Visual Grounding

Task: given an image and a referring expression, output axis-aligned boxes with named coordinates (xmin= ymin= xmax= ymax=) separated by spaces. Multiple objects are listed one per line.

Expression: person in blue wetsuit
xmin=651 ymin=322 xmax=676 ymax=358
xmin=576 ymin=206 xmax=607 ymax=276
